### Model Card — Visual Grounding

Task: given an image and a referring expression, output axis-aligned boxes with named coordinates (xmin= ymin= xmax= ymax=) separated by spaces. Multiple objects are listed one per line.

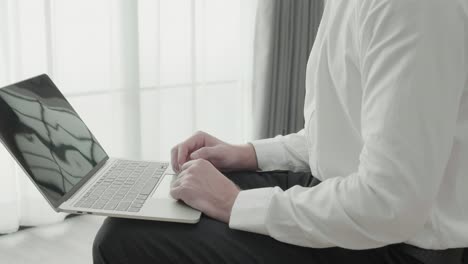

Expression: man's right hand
xmin=170 ymin=131 xmax=258 ymax=173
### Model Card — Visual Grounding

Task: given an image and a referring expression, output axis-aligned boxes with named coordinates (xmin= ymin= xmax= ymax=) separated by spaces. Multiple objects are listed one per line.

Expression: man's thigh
xmin=225 ymin=170 xmax=316 ymax=190
xmin=94 ymin=216 xmax=414 ymax=264
xmin=92 ymin=171 xmax=415 ymax=264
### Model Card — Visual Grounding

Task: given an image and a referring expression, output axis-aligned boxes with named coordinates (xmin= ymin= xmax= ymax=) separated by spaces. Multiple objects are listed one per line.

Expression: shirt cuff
xmin=250 ymin=138 xmax=288 ymax=171
xmin=229 ymin=187 xmax=275 ymax=236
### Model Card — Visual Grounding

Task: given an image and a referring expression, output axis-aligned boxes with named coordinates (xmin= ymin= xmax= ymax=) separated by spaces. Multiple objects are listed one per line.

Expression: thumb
xmin=190 ymin=146 xmax=219 ymax=160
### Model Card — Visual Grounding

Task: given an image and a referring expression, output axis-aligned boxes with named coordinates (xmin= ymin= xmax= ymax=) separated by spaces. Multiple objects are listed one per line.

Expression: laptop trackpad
xmin=152 ymin=174 xmax=177 ymax=200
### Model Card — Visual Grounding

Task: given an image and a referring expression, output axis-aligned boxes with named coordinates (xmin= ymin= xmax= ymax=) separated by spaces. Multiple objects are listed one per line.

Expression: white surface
xmin=0 ymin=215 xmax=105 ymax=264
xmin=152 ymin=174 xmax=177 ymax=200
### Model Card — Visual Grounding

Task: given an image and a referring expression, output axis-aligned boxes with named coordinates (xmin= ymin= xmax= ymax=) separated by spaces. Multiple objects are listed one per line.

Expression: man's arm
xmin=251 ymin=129 xmax=310 ymax=172
xmin=168 ymin=129 xmax=310 ymax=222
xmin=170 ymin=131 xmax=258 ymax=172
xmin=170 ymin=129 xmax=310 ymax=173
xmin=230 ymin=0 xmax=465 ymax=249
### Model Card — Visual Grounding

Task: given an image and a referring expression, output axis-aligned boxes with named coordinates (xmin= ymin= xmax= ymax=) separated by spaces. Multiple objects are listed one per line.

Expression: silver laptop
xmin=0 ymin=74 xmax=201 ymax=223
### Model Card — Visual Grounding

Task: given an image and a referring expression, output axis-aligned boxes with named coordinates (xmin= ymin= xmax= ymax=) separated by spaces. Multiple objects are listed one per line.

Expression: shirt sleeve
xmin=230 ymin=0 xmax=465 ymax=249
xmin=250 ymin=129 xmax=310 ymax=172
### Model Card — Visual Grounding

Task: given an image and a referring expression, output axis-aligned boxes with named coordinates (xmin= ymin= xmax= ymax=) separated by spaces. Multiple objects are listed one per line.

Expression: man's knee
xmin=93 ymin=218 xmax=130 ymax=264
xmin=92 ymin=217 xmax=191 ymax=264
xmin=92 ymin=216 xmax=245 ymax=264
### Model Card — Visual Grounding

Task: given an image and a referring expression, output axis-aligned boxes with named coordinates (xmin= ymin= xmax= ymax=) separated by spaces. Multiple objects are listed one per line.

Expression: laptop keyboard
xmin=74 ymin=160 xmax=168 ymax=213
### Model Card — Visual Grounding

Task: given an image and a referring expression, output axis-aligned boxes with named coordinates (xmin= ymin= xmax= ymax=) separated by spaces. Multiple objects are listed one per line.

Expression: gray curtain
xmin=253 ymin=0 xmax=324 ymax=139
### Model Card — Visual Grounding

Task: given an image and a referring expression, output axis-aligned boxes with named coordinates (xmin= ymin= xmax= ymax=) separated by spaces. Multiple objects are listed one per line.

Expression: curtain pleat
xmin=253 ymin=0 xmax=324 ymax=139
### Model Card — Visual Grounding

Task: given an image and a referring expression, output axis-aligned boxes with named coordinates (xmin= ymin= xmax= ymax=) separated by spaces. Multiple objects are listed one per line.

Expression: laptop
xmin=0 ymin=74 xmax=201 ymax=223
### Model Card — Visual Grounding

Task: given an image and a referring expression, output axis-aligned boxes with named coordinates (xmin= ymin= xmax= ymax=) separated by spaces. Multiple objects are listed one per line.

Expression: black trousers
xmin=93 ymin=171 xmax=461 ymax=264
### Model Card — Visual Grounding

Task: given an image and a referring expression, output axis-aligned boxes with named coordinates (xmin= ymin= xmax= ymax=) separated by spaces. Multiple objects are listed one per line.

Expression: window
xmin=0 ymin=0 xmax=257 ymax=233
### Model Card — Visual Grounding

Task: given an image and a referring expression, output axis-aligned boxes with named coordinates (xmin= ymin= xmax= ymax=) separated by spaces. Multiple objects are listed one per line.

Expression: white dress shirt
xmin=229 ymin=0 xmax=468 ymax=250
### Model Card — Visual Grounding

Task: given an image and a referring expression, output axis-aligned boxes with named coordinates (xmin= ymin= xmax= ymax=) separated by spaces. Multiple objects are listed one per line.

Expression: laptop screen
xmin=0 ymin=74 xmax=108 ymax=208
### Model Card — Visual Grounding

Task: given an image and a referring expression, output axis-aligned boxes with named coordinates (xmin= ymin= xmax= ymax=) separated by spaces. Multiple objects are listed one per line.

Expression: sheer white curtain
xmin=0 ymin=0 xmax=257 ymax=234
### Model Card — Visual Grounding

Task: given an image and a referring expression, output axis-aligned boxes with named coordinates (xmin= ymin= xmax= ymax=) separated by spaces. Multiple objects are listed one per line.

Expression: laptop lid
xmin=0 ymin=74 xmax=109 ymax=210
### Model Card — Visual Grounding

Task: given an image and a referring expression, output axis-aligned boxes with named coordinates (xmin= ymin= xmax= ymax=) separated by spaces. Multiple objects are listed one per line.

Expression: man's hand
xmin=170 ymin=159 xmax=240 ymax=223
xmin=170 ymin=131 xmax=257 ymax=173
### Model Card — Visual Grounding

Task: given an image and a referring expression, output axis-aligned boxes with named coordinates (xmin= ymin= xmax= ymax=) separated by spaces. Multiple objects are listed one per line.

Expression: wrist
xmin=219 ymin=185 xmax=240 ymax=223
xmin=235 ymin=143 xmax=258 ymax=171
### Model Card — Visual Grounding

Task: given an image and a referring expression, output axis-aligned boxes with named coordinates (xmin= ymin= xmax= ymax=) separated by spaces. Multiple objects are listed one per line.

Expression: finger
xmin=171 ymin=178 xmax=181 ymax=189
xmin=190 ymin=146 xmax=218 ymax=160
xmin=177 ymin=144 xmax=188 ymax=170
xmin=171 ymin=171 xmax=187 ymax=188
xmin=170 ymin=186 xmax=182 ymax=200
xmin=171 ymin=177 xmax=182 ymax=189
xmin=171 ymin=145 xmax=179 ymax=172
xmin=180 ymin=159 xmax=198 ymax=172
xmin=181 ymin=131 xmax=208 ymax=158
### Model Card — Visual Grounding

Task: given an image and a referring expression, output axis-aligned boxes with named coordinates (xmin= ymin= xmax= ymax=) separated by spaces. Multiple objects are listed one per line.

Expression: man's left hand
xmin=170 ymin=159 xmax=240 ymax=223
